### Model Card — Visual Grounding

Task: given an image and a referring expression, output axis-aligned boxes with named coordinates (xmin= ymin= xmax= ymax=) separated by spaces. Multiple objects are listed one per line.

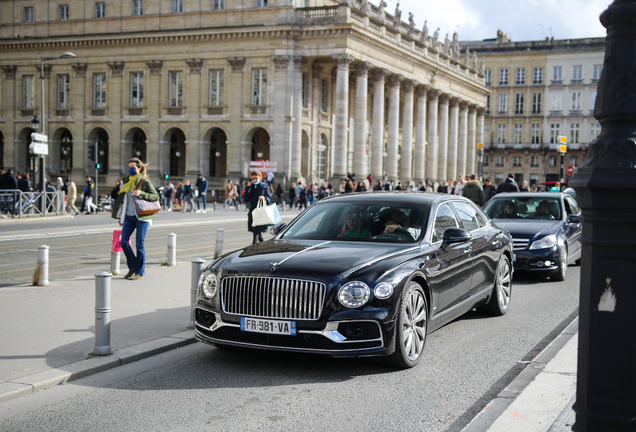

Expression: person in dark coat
xmin=17 ymin=172 xmax=31 ymax=192
xmin=3 ymin=169 xmax=18 ymax=190
xmin=497 ymin=173 xmax=520 ymax=193
xmin=462 ymin=174 xmax=486 ymax=207
xmin=483 ymin=177 xmax=497 ymax=202
xmin=244 ymin=170 xmax=272 ymax=244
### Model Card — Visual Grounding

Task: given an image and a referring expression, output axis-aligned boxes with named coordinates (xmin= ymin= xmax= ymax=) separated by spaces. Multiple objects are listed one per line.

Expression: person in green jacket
xmin=111 ymin=157 xmax=159 ymax=280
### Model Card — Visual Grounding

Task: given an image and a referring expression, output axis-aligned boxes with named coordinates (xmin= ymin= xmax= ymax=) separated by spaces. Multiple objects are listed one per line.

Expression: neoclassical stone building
xmin=0 ymin=0 xmax=488 ymax=190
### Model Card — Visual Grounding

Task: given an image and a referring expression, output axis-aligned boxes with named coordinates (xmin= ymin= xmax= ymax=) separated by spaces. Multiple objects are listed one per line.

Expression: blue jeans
xmin=197 ymin=193 xmax=206 ymax=210
xmin=121 ymin=215 xmax=149 ymax=276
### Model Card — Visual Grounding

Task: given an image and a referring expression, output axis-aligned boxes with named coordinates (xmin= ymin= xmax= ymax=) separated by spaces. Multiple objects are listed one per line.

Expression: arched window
xmin=209 ymin=129 xmax=227 ymax=178
xmin=251 ymin=128 xmax=270 ymax=161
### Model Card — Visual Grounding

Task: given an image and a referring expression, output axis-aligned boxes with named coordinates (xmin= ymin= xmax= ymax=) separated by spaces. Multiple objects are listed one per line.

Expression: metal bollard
xmin=167 ymin=233 xmax=177 ymax=266
xmin=213 ymin=201 xmax=216 ymax=211
xmin=110 ymin=252 xmax=120 ymax=275
xmin=37 ymin=245 xmax=50 ymax=286
xmin=190 ymin=259 xmax=206 ymax=329
xmin=214 ymin=228 xmax=225 ymax=259
xmin=93 ymin=271 xmax=112 ymax=356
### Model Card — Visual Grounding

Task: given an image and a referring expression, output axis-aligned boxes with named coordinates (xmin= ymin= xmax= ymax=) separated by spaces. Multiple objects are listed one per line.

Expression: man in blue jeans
xmin=195 ymin=174 xmax=208 ymax=213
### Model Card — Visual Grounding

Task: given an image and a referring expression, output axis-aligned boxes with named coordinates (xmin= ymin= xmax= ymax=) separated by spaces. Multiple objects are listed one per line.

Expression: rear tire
xmin=479 ymin=255 xmax=512 ymax=316
xmin=384 ymin=282 xmax=428 ymax=369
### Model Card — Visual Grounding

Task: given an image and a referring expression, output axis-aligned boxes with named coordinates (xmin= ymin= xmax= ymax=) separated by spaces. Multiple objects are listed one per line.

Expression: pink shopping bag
xmin=112 ymin=229 xmax=123 ymax=253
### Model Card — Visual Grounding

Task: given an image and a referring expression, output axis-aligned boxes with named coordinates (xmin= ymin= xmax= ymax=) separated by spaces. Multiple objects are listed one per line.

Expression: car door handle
xmin=463 ymin=248 xmax=472 ymax=254
xmin=492 ymin=240 xmax=501 ymax=246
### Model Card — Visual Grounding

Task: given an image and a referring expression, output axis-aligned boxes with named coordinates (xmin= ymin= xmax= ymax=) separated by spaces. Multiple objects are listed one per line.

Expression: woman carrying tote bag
xmin=244 ymin=170 xmax=272 ymax=244
xmin=111 ymin=157 xmax=159 ymax=280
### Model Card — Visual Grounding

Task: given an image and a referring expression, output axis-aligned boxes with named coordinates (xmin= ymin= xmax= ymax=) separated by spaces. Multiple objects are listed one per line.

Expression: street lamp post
xmin=37 ymin=52 xmax=76 ymax=192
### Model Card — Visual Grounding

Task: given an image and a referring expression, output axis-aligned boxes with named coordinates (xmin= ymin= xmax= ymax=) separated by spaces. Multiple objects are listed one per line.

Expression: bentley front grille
xmin=221 ymin=277 xmax=326 ymax=321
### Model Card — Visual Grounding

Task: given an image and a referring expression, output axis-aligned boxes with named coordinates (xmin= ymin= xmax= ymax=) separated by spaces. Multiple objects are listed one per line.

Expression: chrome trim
xmin=220 ymin=276 xmax=326 ymax=321
xmin=269 ymin=241 xmax=331 ymax=272
xmin=512 ymin=238 xmax=529 ymax=251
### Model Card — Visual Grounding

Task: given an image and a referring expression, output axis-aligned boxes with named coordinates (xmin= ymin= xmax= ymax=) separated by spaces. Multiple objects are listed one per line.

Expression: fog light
xmin=545 ymin=260 xmax=551 ymax=267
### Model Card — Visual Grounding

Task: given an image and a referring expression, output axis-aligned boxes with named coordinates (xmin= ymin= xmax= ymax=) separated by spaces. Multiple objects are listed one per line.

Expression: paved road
xmin=0 ymin=263 xmax=580 ymax=431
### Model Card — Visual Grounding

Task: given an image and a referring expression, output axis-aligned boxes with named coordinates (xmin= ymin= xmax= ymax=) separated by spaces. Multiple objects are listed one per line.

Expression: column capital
xmin=185 ymin=58 xmax=204 ymax=74
xmin=402 ymin=79 xmax=417 ymax=93
xmin=476 ymin=107 xmax=486 ymax=116
xmin=72 ymin=63 xmax=89 ymax=77
xmin=415 ymin=84 xmax=429 ymax=97
xmin=271 ymin=55 xmax=291 ymax=70
xmin=226 ymin=57 xmax=246 ymax=72
xmin=387 ymin=74 xmax=403 ymax=88
xmin=468 ymin=104 xmax=478 ymax=113
xmin=1 ymin=65 xmax=17 ymax=79
xmin=146 ymin=60 xmax=164 ymax=74
xmin=107 ymin=61 xmax=124 ymax=76
xmin=427 ymin=88 xmax=441 ymax=100
xmin=354 ymin=61 xmax=373 ymax=77
xmin=332 ymin=54 xmax=355 ymax=70
xmin=293 ymin=56 xmax=307 ymax=71
xmin=34 ymin=64 xmax=52 ymax=78
xmin=459 ymin=100 xmax=470 ymax=111
xmin=371 ymin=68 xmax=389 ymax=82
xmin=439 ymin=93 xmax=451 ymax=105
xmin=311 ymin=61 xmax=324 ymax=79
xmin=449 ymin=97 xmax=460 ymax=108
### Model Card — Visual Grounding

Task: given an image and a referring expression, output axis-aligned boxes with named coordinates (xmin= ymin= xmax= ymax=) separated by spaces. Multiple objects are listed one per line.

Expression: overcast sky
xmin=379 ymin=0 xmax=609 ymax=42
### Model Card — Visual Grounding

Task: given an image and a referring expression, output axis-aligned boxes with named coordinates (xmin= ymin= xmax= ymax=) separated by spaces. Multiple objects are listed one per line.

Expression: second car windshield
xmin=280 ymin=201 xmax=430 ymax=243
xmin=483 ymin=197 xmax=562 ymax=220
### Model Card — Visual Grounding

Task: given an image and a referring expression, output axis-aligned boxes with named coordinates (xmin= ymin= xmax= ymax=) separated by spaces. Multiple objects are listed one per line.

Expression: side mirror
xmin=270 ymin=222 xmax=287 ymax=236
xmin=442 ymin=228 xmax=472 ymax=245
xmin=568 ymin=214 xmax=581 ymax=224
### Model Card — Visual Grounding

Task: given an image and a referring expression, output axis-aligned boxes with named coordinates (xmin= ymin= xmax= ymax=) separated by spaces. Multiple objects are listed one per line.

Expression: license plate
xmin=240 ymin=317 xmax=297 ymax=336
xmin=513 ymin=254 xmax=517 ymax=262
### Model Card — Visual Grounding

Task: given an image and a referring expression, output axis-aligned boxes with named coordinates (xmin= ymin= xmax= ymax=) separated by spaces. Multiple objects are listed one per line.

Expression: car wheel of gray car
xmin=551 ymin=246 xmax=568 ymax=281
xmin=384 ymin=282 xmax=428 ymax=369
xmin=479 ymin=255 xmax=512 ymax=316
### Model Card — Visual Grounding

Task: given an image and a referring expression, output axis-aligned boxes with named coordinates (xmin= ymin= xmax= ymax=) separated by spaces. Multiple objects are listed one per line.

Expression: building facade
xmin=464 ymin=33 xmax=605 ymax=188
xmin=0 ymin=0 xmax=488 ymax=191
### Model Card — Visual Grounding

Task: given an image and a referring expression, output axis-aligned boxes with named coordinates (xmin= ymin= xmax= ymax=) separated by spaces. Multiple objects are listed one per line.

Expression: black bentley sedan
xmin=482 ymin=192 xmax=582 ymax=281
xmin=194 ymin=192 xmax=513 ymax=368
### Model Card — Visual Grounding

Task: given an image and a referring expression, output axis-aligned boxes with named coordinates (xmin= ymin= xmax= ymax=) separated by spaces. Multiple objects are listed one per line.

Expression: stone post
xmin=331 ymin=54 xmax=354 ymax=182
xmin=371 ymin=68 xmax=388 ymax=181
xmin=571 ymin=1 xmax=636 ymax=430
xmin=447 ymin=97 xmax=460 ymax=181
xmin=414 ymin=85 xmax=428 ymax=183
xmin=458 ymin=101 xmax=469 ymax=177
xmin=354 ymin=62 xmax=372 ymax=179
xmin=437 ymin=93 xmax=450 ymax=182
xmin=426 ymin=89 xmax=440 ymax=182
xmin=386 ymin=74 xmax=402 ymax=180
xmin=400 ymin=79 xmax=416 ymax=185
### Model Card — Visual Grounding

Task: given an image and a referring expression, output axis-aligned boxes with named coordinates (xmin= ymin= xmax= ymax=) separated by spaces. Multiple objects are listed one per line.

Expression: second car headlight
xmin=338 ymin=281 xmax=370 ymax=308
xmin=529 ymin=235 xmax=557 ymax=250
xmin=198 ymin=271 xmax=218 ymax=298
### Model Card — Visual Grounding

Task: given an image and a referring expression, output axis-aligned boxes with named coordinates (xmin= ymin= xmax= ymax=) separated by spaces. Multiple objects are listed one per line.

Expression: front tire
xmin=479 ymin=255 xmax=512 ymax=316
xmin=551 ymin=246 xmax=568 ymax=281
xmin=384 ymin=282 xmax=428 ymax=369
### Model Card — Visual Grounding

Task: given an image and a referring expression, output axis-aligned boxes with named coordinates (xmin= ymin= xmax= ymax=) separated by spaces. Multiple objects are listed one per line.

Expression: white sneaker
xmin=195 ymin=210 xmax=201 ymax=213
xmin=202 ymin=210 xmax=206 ymax=213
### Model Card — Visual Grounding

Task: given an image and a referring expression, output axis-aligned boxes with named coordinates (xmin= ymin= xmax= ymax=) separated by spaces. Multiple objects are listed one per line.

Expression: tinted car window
xmin=452 ymin=201 xmax=480 ymax=231
xmin=483 ymin=197 xmax=562 ymax=220
xmin=280 ymin=200 xmax=430 ymax=243
xmin=432 ymin=203 xmax=459 ymax=242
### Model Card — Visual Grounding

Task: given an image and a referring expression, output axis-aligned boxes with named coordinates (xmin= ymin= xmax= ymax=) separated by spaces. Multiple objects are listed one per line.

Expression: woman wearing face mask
xmin=244 ymin=170 xmax=272 ymax=244
xmin=111 ymin=157 xmax=159 ymax=280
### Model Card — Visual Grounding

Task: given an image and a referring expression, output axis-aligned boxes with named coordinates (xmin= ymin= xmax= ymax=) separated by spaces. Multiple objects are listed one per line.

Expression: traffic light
xmin=88 ymin=145 xmax=96 ymax=161
xmin=95 ymin=162 xmax=101 ymax=170
xmin=164 ymin=172 xmax=169 ymax=180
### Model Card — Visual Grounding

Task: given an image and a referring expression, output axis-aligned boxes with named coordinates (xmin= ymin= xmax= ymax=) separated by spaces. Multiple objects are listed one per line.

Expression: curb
xmin=0 ymin=214 xmax=73 ymax=224
xmin=462 ymin=316 xmax=579 ymax=432
xmin=0 ymin=331 xmax=197 ymax=404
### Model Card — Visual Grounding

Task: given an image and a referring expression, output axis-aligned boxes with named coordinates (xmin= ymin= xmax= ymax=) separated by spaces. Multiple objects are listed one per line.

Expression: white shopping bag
xmin=252 ymin=199 xmax=276 ymax=226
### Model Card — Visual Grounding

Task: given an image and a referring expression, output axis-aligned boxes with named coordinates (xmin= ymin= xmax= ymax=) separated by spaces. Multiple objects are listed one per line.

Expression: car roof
xmin=489 ymin=192 xmax=565 ymax=199
xmin=319 ymin=191 xmax=465 ymax=206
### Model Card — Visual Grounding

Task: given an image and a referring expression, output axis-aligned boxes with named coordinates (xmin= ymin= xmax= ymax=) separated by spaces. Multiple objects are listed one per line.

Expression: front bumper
xmin=194 ymin=307 xmax=389 ymax=357
xmin=513 ymin=247 xmax=561 ymax=273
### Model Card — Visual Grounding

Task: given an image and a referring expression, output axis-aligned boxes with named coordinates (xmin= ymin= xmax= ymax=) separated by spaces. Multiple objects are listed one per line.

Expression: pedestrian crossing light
xmin=164 ymin=172 xmax=169 ymax=180
xmin=559 ymin=136 xmax=567 ymax=153
xmin=95 ymin=162 xmax=101 ymax=170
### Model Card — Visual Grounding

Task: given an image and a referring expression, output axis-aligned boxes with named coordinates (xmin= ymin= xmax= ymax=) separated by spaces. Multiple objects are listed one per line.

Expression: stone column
xmin=467 ymin=105 xmax=477 ymax=176
xmin=476 ymin=107 xmax=485 ymax=175
xmin=353 ymin=62 xmax=372 ymax=179
xmin=185 ymin=59 xmax=203 ymax=178
xmin=270 ymin=55 xmax=291 ymax=183
xmin=371 ymin=68 xmax=388 ymax=181
xmin=447 ymin=97 xmax=459 ymax=181
xmin=414 ymin=85 xmax=428 ymax=183
xmin=310 ymin=61 xmax=323 ymax=182
xmin=331 ymin=54 xmax=354 ymax=181
xmin=145 ymin=60 xmax=163 ymax=176
xmin=226 ymin=57 xmax=247 ymax=178
xmin=457 ymin=101 xmax=469 ymax=177
xmin=1 ymin=66 xmax=17 ymax=168
xmin=426 ymin=89 xmax=440 ymax=182
xmin=400 ymin=79 xmax=416 ymax=185
xmin=71 ymin=63 xmax=88 ymax=176
xmin=437 ymin=93 xmax=450 ymax=182
xmin=292 ymin=56 xmax=307 ymax=181
xmin=386 ymin=74 xmax=402 ymax=180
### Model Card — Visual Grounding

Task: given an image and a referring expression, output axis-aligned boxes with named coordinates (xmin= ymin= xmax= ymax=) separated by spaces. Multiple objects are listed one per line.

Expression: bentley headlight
xmin=374 ymin=282 xmax=394 ymax=300
xmin=198 ymin=271 xmax=218 ymax=298
xmin=338 ymin=281 xmax=370 ymax=308
xmin=529 ymin=235 xmax=557 ymax=250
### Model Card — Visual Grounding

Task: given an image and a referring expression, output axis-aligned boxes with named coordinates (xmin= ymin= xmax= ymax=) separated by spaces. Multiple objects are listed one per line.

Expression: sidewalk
xmin=0 ymin=260 xmax=198 ymax=403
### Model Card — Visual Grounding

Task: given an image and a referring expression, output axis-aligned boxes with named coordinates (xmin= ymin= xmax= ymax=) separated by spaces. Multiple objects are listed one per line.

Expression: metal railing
xmin=0 ymin=190 xmax=66 ymax=218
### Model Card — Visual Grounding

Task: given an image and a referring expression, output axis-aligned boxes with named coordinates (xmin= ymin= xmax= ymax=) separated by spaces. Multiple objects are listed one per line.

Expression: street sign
xmin=559 ymin=144 xmax=567 ymax=153
xmin=567 ymin=165 xmax=574 ymax=176
xmin=29 ymin=142 xmax=49 ymax=155
xmin=31 ymin=133 xmax=48 ymax=143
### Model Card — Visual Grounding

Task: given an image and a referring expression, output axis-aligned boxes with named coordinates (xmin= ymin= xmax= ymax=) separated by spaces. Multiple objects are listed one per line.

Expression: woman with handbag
xmin=244 ymin=170 xmax=272 ymax=244
xmin=111 ymin=157 xmax=160 ymax=280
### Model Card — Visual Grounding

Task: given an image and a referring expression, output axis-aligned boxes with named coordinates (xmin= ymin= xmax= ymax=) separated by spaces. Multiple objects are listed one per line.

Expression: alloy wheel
xmin=402 ymin=289 xmax=427 ymax=362
xmin=497 ymin=258 xmax=512 ymax=311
